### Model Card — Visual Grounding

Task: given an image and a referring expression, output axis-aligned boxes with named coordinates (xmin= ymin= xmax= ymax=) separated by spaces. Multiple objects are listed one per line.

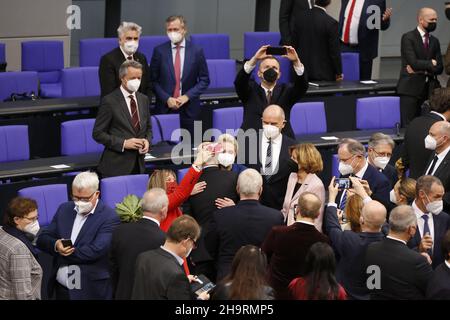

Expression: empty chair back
xmin=18 ymin=184 xmax=68 ymax=227
xmin=207 ymin=59 xmax=236 ymax=88
xmin=0 ymin=71 xmax=39 ymax=101
xmin=342 ymin=52 xmax=360 ymax=81
xmin=290 ymin=102 xmax=327 ymax=136
xmin=100 ymin=174 xmax=149 ymax=209
xmin=356 ymin=97 xmax=401 ymax=130
xmin=61 ymin=67 xmax=100 ymax=97
xmin=212 ymin=107 xmax=244 ymax=137
xmin=79 ymin=38 xmax=117 ymax=67
xmin=61 ymin=119 xmax=104 ymax=155
xmin=21 ymin=41 xmax=64 ymax=83
xmin=140 ymin=35 xmax=169 ymax=63
xmin=0 ymin=125 xmax=29 ymax=162
xmin=243 ymin=32 xmax=281 ymax=59
xmin=151 ymin=114 xmax=181 ymax=144
xmin=190 ymin=34 xmax=230 ymax=59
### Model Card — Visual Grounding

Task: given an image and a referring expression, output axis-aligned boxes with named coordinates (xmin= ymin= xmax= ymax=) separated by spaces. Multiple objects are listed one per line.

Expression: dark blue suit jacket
xmin=37 ymin=200 xmax=120 ymax=300
xmin=150 ymin=40 xmax=210 ymax=121
xmin=408 ymin=211 xmax=450 ymax=269
xmin=338 ymin=0 xmax=390 ymax=60
xmin=426 ymin=263 xmax=450 ymax=299
xmin=324 ymin=205 xmax=384 ymax=300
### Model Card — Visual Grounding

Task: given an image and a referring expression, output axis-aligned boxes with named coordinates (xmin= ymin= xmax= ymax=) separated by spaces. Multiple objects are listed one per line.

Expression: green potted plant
xmin=115 ymin=194 xmax=143 ymax=223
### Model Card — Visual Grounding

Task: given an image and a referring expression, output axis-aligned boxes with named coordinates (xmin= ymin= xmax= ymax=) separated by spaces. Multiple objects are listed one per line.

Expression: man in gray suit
xmin=93 ymin=60 xmax=152 ymax=178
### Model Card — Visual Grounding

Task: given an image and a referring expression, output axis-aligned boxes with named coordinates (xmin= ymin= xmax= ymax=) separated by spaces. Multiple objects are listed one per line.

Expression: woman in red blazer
xmin=289 ymin=242 xmax=347 ymax=300
xmin=147 ymin=145 xmax=212 ymax=231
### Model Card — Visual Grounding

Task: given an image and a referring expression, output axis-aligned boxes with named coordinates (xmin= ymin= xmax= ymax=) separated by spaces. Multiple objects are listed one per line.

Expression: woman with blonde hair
xmin=282 ymin=143 xmax=325 ymax=231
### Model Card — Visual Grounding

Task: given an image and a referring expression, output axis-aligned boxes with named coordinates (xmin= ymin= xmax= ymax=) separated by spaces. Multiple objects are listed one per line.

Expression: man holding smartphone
xmin=235 ymin=45 xmax=308 ymax=139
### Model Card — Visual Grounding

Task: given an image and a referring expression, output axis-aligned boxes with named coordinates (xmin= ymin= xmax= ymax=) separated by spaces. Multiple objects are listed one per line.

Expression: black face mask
xmin=263 ymin=68 xmax=278 ymax=83
xmin=425 ymin=22 xmax=437 ymax=33
xmin=446 ymin=8 xmax=450 ymax=21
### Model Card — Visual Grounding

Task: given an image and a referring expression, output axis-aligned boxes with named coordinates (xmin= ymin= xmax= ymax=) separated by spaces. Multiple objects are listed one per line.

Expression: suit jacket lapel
xmin=74 ymin=204 xmax=103 ymax=246
xmin=433 ymin=153 xmax=450 ymax=177
xmin=165 ymin=43 xmax=176 ymax=83
xmin=62 ymin=208 xmax=77 ymax=240
xmin=182 ymin=41 xmax=192 ymax=85
xmin=136 ymin=93 xmax=147 ymax=134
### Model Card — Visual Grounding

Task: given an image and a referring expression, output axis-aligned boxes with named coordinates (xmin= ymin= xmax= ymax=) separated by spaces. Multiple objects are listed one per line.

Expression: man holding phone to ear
xmin=235 ymin=45 xmax=308 ymax=139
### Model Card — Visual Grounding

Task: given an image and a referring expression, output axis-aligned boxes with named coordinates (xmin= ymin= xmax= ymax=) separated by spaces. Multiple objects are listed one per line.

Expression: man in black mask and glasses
xmin=235 ymin=45 xmax=308 ymax=139
xmin=397 ymin=7 xmax=444 ymax=127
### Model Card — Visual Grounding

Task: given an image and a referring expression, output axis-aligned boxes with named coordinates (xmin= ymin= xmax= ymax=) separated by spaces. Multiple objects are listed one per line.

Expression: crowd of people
xmin=1 ymin=1 xmax=450 ymax=300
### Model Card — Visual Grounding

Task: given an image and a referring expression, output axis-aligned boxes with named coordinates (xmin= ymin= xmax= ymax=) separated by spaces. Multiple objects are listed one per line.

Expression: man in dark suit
xmin=205 ymin=169 xmax=284 ymax=280
xmin=365 ymin=205 xmax=433 ymax=300
xmin=262 ymin=192 xmax=330 ymax=299
xmin=93 ymin=60 xmax=152 ymax=178
xmin=426 ymin=230 xmax=450 ymax=299
xmin=185 ymin=151 xmax=239 ymax=281
xmin=150 ymin=15 xmax=210 ymax=138
xmin=367 ymin=133 xmax=397 ymax=188
xmin=241 ymin=105 xmax=298 ymax=211
xmin=422 ymin=122 xmax=450 ymax=212
xmin=109 ymin=188 xmax=167 ymax=300
xmin=408 ymin=175 xmax=450 ymax=268
xmin=336 ymin=138 xmax=391 ymax=210
xmin=292 ymin=0 xmax=342 ymax=81
xmin=279 ymin=0 xmax=312 ymax=46
xmin=400 ymin=88 xmax=450 ymax=179
xmin=339 ymin=0 xmax=392 ymax=80
xmin=235 ymin=45 xmax=308 ymax=139
xmin=37 ymin=172 xmax=120 ymax=300
xmin=325 ymin=177 xmax=386 ymax=300
xmin=99 ymin=21 xmax=152 ymax=98
xmin=397 ymin=8 xmax=444 ymax=127
xmin=132 ymin=215 xmax=209 ymax=300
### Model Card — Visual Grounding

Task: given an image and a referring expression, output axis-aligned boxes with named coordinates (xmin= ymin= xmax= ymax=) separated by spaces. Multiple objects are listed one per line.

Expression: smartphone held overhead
xmin=266 ymin=46 xmax=287 ymax=56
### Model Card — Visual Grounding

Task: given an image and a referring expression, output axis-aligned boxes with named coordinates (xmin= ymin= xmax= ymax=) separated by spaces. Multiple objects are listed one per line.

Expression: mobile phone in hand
xmin=61 ymin=239 xmax=73 ymax=248
xmin=266 ymin=46 xmax=287 ymax=56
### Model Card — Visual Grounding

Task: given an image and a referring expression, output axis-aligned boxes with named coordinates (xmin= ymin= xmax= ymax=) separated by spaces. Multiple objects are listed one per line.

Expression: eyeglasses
xmin=372 ymin=149 xmax=392 ymax=158
xmin=23 ymin=215 xmax=39 ymax=222
xmin=72 ymin=191 xmax=97 ymax=202
xmin=188 ymin=238 xmax=198 ymax=249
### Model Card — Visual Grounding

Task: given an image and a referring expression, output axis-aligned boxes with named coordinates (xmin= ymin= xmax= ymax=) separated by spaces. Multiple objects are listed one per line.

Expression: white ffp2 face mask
xmin=338 ymin=161 xmax=354 ymax=176
xmin=218 ymin=153 xmax=235 ymax=167
xmin=374 ymin=156 xmax=390 ymax=170
xmin=75 ymin=201 xmax=94 ymax=214
xmin=263 ymin=125 xmax=280 ymax=140
xmin=24 ymin=220 xmax=40 ymax=236
xmin=424 ymin=135 xmax=437 ymax=150
xmin=167 ymin=32 xmax=183 ymax=44
xmin=123 ymin=40 xmax=139 ymax=54
xmin=126 ymin=79 xmax=141 ymax=92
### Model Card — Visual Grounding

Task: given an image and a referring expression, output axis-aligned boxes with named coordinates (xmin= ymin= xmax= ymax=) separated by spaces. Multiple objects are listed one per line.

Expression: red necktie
xmin=129 ymin=95 xmax=140 ymax=132
xmin=343 ymin=0 xmax=357 ymax=44
xmin=173 ymin=45 xmax=181 ymax=98
xmin=424 ymin=33 xmax=430 ymax=52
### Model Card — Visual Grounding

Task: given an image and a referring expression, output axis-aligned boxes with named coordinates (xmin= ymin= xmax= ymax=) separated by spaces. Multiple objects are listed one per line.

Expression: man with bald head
xmin=235 ymin=45 xmax=308 ymax=139
xmin=244 ymin=105 xmax=297 ymax=210
xmin=397 ymin=7 xmax=444 ymax=127
xmin=423 ymin=121 xmax=450 ymax=212
xmin=325 ymin=177 xmax=386 ymax=300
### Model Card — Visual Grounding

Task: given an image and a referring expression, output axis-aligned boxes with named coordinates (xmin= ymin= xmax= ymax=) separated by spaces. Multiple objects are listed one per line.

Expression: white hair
xmin=72 ymin=171 xmax=99 ymax=192
xmin=389 ymin=205 xmax=417 ymax=232
xmin=117 ymin=21 xmax=142 ymax=38
xmin=237 ymin=169 xmax=263 ymax=196
xmin=141 ymin=188 xmax=168 ymax=214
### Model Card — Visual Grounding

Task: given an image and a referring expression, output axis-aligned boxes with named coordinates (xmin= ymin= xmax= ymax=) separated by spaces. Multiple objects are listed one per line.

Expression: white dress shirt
xmin=314 ymin=5 xmax=327 ymax=13
xmin=261 ymin=133 xmax=282 ymax=174
xmin=171 ymin=38 xmax=186 ymax=96
xmin=425 ymin=145 xmax=450 ymax=176
xmin=56 ymin=200 xmax=99 ymax=288
xmin=160 ymin=246 xmax=184 ymax=266
xmin=120 ymin=85 xmax=140 ymax=119
xmin=142 ymin=216 xmax=160 ymax=227
xmin=445 ymin=260 xmax=450 ymax=270
xmin=296 ymin=220 xmax=315 ymax=227
xmin=341 ymin=0 xmax=365 ymax=44
xmin=386 ymin=235 xmax=407 ymax=245
xmin=417 ymin=26 xmax=428 ymax=46
xmin=429 ymin=111 xmax=446 ymax=121
xmin=412 ymin=201 xmax=435 ymax=250
xmin=120 ymin=46 xmax=134 ymax=61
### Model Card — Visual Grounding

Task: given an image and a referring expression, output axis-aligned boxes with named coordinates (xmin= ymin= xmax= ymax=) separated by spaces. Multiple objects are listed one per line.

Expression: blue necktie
xmin=339 ymin=190 xmax=347 ymax=211
xmin=264 ymin=139 xmax=272 ymax=178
